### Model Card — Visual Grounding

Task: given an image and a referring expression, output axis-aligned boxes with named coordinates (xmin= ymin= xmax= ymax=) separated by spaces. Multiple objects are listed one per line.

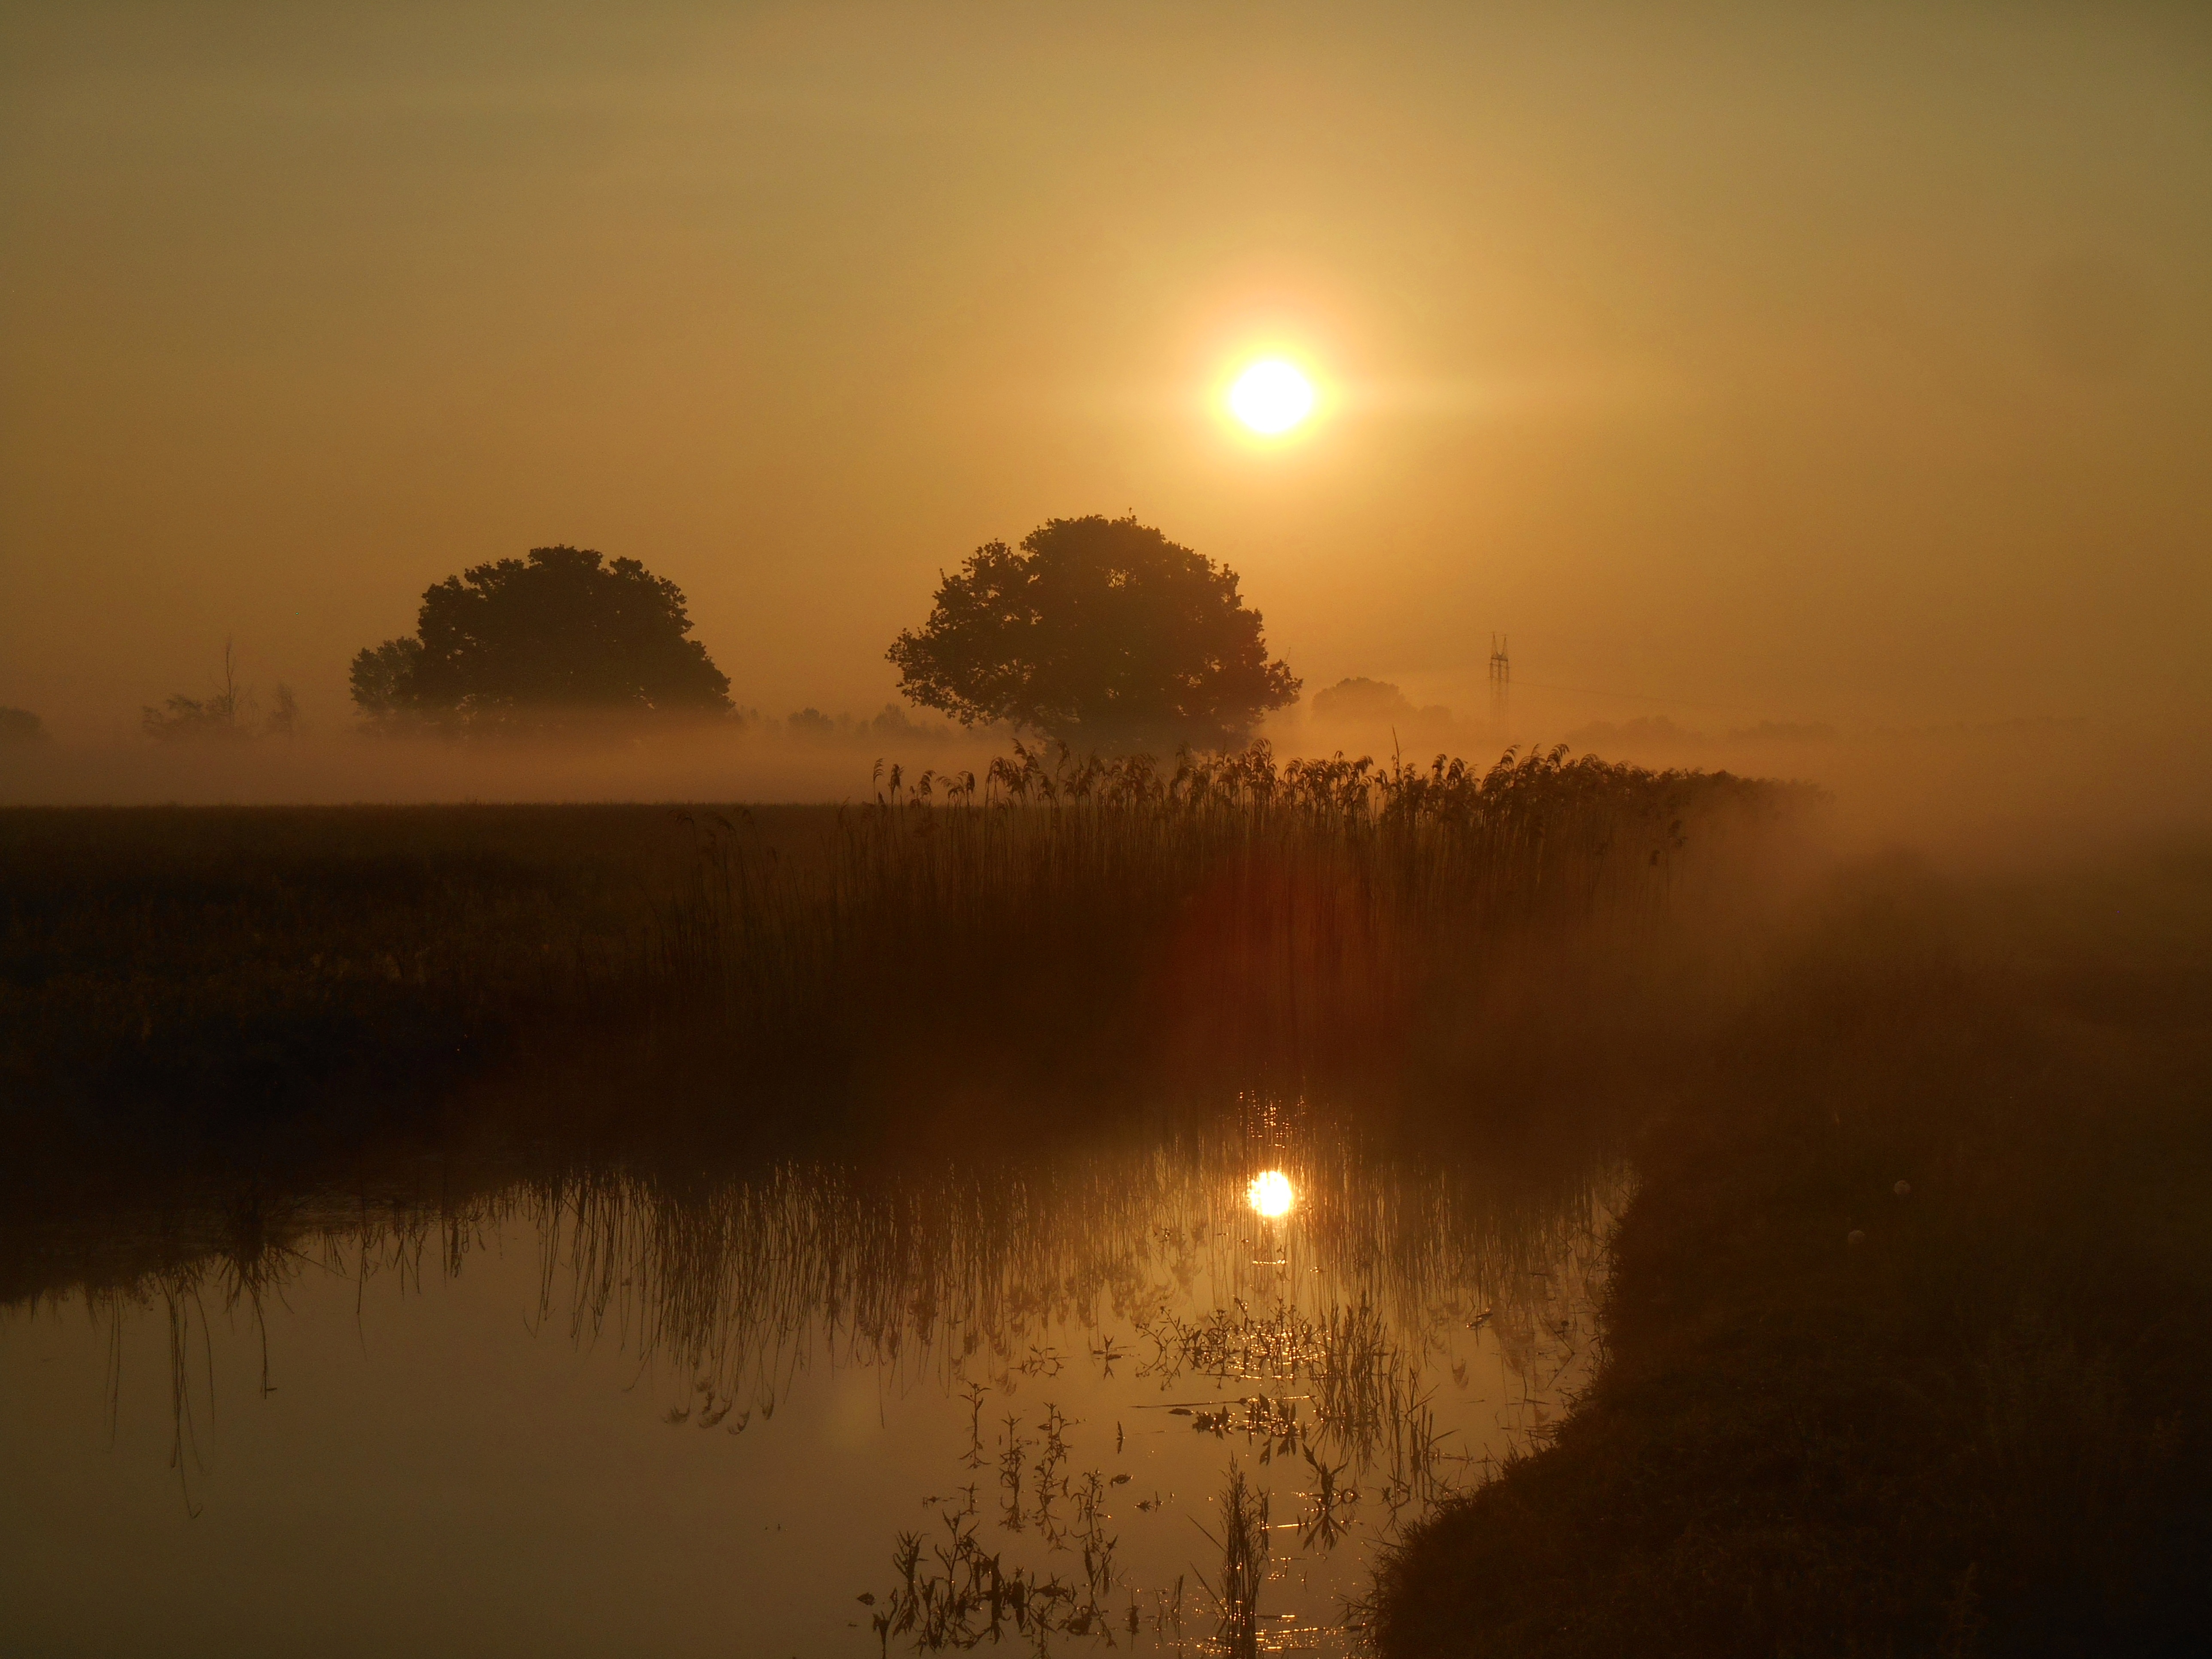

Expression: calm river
xmin=1 ymin=1105 xmax=1615 ymax=1656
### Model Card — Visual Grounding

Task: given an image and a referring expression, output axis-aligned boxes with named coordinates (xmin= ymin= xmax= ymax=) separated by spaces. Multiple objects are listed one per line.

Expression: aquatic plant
xmin=1194 ymin=1461 xmax=1272 ymax=1658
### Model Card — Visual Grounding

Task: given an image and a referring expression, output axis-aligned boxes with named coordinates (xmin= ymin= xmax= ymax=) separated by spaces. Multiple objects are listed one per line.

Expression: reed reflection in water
xmin=0 ymin=1111 xmax=1619 ymax=1656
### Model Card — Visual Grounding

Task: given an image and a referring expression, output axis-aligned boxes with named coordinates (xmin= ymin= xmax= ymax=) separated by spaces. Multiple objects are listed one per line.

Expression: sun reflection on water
xmin=1246 ymin=1168 xmax=1296 ymax=1218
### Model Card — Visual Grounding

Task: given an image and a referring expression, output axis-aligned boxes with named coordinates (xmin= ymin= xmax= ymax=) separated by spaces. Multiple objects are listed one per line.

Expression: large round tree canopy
xmin=351 ymin=546 xmax=731 ymax=729
xmin=887 ymin=515 xmax=1300 ymax=753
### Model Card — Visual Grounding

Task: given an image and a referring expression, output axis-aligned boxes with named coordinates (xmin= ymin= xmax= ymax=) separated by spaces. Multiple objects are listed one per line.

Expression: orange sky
xmin=3 ymin=0 xmax=2208 ymax=741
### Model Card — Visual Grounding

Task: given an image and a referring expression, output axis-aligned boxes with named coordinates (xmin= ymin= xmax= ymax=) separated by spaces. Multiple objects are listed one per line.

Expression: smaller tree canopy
xmin=0 ymin=706 xmax=47 ymax=745
xmin=1312 ymin=677 xmax=1416 ymax=724
xmin=352 ymin=546 xmax=731 ymax=729
xmin=887 ymin=515 xmax=1299 ymax=752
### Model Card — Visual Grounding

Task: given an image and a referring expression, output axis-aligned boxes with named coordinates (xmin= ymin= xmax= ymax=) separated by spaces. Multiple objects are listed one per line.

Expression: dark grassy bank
xmin=1373 ymin=843 xmax=2212 ymax=1657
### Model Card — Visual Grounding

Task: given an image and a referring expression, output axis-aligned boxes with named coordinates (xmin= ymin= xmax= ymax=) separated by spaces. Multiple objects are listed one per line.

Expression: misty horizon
xmin=5 ymin=1 xmax=2209 ymax=764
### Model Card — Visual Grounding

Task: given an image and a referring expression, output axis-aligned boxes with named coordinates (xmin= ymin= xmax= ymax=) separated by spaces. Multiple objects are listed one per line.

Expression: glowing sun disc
xmin=1228 ymin=359 xmax=1315 ymax=434
xmin=1247 ymin=1169 xmax=1296 ymax=1218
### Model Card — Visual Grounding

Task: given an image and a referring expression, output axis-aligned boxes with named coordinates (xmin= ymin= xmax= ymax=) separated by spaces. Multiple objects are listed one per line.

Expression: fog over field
xmin=7 ymin=715 xmax=2210 ymax=879
xmin=3 ymin=0 xmax=2209 ymax=790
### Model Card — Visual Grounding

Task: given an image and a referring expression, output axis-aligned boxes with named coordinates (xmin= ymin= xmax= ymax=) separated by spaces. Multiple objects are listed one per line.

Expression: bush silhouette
xmin=142 ymin=644 xmax=295 ymax=742
xmin=351 ymin=546 xmax=731 ymax=730
xmin=887 ymin=515 xmax=1299 ymax=752
xmin=0 ymin=707 xmax=48 ymax=745
xmin=1312 ymin=677 xmax=1417 ymax=723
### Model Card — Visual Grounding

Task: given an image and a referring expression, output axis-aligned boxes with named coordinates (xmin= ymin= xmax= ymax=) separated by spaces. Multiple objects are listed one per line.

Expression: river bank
xmin=1374 ymin=842 xmax=2212 ymax=1656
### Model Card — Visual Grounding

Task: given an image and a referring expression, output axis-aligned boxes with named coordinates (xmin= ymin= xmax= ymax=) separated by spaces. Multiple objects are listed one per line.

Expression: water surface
xmin=1 ymin=1108 xmax=1615 ymax=1656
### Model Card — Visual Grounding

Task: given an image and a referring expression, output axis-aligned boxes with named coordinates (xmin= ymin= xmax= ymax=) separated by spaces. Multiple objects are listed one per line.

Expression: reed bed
xmin=647 ymin=739 xmax=1808 ymax=1087
xmin=0 ymin=739 xmax=1810 ymax=1148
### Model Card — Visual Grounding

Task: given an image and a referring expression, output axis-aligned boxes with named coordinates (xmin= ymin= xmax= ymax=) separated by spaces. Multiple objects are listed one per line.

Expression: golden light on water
xmin=1246 ymin=1169 xmax=1296 ymax=1218
xmin=1226 ymin=359 xmax=1316 ymax=435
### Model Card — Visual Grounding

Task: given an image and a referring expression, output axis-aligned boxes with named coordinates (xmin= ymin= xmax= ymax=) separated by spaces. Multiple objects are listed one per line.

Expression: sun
xmin=1227 ymin=359 xmax=1316 ymax=435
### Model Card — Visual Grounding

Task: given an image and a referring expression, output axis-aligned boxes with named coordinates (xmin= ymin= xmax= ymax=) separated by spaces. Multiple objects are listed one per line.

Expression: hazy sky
xmin=3 ymin=0 xmax=2208 ymax=738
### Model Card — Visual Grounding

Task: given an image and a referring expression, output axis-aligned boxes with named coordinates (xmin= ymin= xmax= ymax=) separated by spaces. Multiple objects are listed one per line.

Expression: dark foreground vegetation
xmin=1374 ymin=845 xmax=2212 ymax=1657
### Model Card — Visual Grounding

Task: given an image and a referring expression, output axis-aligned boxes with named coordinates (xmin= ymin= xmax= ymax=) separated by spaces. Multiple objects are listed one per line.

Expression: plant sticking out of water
xmin=998 ymin=1411 xmax=1031 ymax=1532
xmin=1190 ymin=1392 xmax=1307 ymax=1465
xmin=959 ymin=1379 xmax=989 ymax=1469
xmin=1137 ymin=1297 xmax=1432 ymax=1472
xmin=871 ymin=1383 xmax=1164 ymax=1653
xmin=1298 ymin=1444 xmax=1358 ymax=1554
xmin=1194 ymin=1461 xmax=1273 ymax=1659
xmin=875 ymin=1500 xmax=1125 ymax=1651
xmin=1031 ymin=1403 xmax=1075 ymax=1536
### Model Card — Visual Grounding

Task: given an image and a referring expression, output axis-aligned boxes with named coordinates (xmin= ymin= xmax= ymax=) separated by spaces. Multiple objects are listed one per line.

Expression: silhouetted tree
xmin=886 ymin=515 xmax=1300 ymax=751
xmin=0 ymin=706 xmax=47 ymax=745
xmin=1309 ymin=676 xmax=1453 ymax=734
xmin=142 ymin=642 xmax=293 ymax=742
xmin=778 ymin=704 xmax=949 ymax=746
xmin=1311 ymin=677 xmax=1417 ymax=724
xmin=350 ymin=640 xmax=423 ymax=722
xmin=143 ymin=692 xmax=245 ymax=742
xmin=351 ymin=546 xmax=732 ymax=729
